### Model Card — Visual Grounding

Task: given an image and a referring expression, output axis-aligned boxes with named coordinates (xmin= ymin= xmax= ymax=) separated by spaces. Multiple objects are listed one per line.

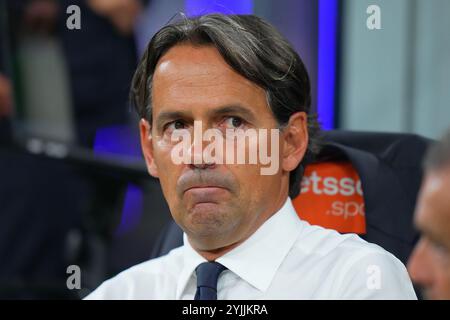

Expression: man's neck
xmin=195 ymin=241 xmax=243 ymax=261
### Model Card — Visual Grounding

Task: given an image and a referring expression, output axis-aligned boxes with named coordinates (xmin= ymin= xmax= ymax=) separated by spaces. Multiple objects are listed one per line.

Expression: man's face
xmin=140 ymin=44 xmax=307 ymax=252
xmin=408 ymin=167 xmax=450 ymax=299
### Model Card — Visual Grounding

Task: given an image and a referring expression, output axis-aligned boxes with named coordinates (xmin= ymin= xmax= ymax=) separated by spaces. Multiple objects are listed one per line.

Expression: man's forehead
xmin=154 ymin=44 xmax=234 ymax=80
xmin=151 ymin=44 xmax=268 ymax=117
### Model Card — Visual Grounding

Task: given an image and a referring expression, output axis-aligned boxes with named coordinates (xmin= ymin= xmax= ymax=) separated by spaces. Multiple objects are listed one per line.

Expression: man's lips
xmin=183 ymin=186 xmax=229 ymax=203
xmin=176 ymin=170 xmax=236 ymax=198
xmin=184 ymin=185 xmax=227 ymax=194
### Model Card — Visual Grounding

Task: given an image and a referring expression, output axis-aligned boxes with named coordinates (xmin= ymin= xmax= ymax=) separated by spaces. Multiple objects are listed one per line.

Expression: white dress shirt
xmin=85 ymin=198 xmax=417 ymax=299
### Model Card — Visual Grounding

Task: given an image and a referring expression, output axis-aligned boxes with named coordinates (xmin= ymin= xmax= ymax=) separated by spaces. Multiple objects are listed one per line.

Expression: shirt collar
xmin=176 ymin=197 xmax=303 ymax=298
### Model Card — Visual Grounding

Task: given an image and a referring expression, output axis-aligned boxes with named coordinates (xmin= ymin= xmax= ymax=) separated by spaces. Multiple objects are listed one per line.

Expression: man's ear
xmin=139 ymin=118 xmax=159 ymax=178
xmin=281 ymin=112 xmax=308 ymax=172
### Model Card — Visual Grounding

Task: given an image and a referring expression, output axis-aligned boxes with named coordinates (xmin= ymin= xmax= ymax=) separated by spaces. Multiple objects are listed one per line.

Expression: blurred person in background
xmin=408 ymin=128 xmax=450 ymax=300
xmin=8 ymin=0 xmax=146 ymax=146
xmin=0 ymin=0 xmax=147 ymax=298
xmin=0 ymin=74 xmax=12 ymax=118
xmin=0 ymin=73 xmax=12 ymax=143
xmin=59 ymin=0 xmax=145 ymax=146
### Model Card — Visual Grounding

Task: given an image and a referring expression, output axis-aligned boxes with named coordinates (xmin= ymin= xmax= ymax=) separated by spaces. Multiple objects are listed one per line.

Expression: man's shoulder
xmin=294 ymin=220 xmax=406 ymax=268
xmin=292 ymin=221 xmax=416 ymax=299
xmin=84 ymin=245 xmax=185 ymax=299
xmin=297 ymin=221 xmax=380 ymax=253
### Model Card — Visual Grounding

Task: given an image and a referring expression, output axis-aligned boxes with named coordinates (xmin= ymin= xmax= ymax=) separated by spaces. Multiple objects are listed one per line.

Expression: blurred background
xmin=0 ymin=0 xmax=449 ymax=299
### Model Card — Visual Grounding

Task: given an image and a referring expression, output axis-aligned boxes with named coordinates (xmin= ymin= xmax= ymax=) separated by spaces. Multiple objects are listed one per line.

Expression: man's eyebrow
xmin=155 ymin=104 xmax=257 ymax=126
xmin=155 ymin=111 xmax=191 ymax=127
xmin=208 ymin=104 xmax=257 ymax=122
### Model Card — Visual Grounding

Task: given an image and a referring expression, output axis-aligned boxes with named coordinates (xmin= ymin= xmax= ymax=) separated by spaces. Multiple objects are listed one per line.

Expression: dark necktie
xmin=194 ymin=261 xmax=227 ymax=300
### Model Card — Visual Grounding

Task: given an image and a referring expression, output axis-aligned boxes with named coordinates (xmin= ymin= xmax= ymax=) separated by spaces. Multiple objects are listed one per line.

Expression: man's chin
xmin=185 ymin=206 xmax=235 ymax=238
xmin=188 ymin=206 xmax=228 ymax=234
xmin=190 ymin=202 xmax=222 ymax=215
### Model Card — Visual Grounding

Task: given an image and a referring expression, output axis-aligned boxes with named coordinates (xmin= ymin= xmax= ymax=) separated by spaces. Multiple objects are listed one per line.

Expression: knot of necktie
xmin=194 ymin=261 xmax=227 ymax=300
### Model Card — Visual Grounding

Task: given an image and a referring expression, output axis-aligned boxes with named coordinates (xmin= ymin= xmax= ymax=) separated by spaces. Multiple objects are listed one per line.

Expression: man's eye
xmin=165 ymin=120 xmax=186 ymax=132
xmin=224 ymin=116 xmax=244 ymax=129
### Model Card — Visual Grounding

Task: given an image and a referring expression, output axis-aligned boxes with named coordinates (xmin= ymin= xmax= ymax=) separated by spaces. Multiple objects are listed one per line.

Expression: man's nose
xmin=186 ymin=121 xmax=217 ymax=169
xmin=189 ymin=139 xmax=217 ymax=169
xmin=407 ymin=238 xmax=434 ymax=288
